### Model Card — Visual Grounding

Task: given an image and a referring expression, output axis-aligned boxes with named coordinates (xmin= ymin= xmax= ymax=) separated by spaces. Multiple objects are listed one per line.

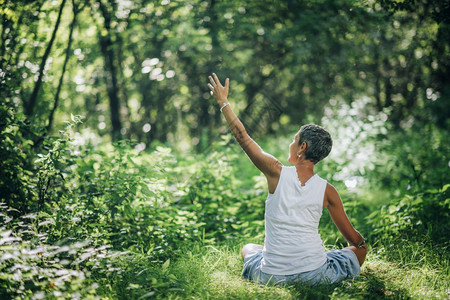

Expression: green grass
xmin=146 ymin=242 xmax=449 ymax=300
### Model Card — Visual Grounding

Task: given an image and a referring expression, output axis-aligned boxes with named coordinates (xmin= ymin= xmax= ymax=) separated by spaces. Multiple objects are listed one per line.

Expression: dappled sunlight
xmin=358 ymin=254 xmax=447 ymax=299
xmin=344 ymin=177 xmax=359 ymax=189
xmin=321 ymin=96 xmax=389 ymax=190
xmin=1 ymin=0 xmax=448 ymax=298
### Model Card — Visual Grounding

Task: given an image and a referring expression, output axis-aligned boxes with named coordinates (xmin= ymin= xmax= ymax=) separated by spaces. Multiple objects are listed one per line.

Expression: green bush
xmin=176 ymin=148 xmax=266 ymax=242
xmin=369 ymin=122 xmax=450 ymax=195
xmin=0 ymin=100 xmax=38 ymax=213
xmin=366 ymin=185 xmax=450 ymax=248
xmin=0 ymin=203 xmax=101 ymax=298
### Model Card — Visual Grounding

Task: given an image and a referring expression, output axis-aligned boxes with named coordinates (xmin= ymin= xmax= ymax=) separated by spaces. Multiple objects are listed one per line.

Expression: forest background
xmin=1 ymin=0 xmax=449 ymax=299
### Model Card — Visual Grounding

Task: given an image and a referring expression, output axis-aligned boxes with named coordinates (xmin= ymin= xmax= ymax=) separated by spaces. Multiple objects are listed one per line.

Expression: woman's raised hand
xmin=208 ymin=73 xmax=229 ymax=106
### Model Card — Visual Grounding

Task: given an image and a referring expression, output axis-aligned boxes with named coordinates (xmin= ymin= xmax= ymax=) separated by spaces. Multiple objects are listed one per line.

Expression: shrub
xmin=0 ymin=100 xmax=38 ymax=213
xmin=366 ymin=184 xmax=450 ymax=248
xmin=0 ymin=203 xmax=101 ymax=298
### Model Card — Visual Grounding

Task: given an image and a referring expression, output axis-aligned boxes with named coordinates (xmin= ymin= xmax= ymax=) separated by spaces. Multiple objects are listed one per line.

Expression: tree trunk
xmin=26 ymin=0 xmax=67 ymax=117
xmin=47 ymin=0 xmax=80 ymax=133
xmin=208 ymin=0 xmax=221 ymax=124
xmin=98 ymin=1 xmax=122 ymax=141
xmin=194 ymin=0 xmax=220 ymax=151
xmin=374 ymin=47 xmax=382 ymax=111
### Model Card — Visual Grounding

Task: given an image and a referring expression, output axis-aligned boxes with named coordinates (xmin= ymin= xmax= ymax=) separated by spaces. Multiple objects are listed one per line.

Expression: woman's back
xmin=261 ymin=166 xmax=327 ymax=275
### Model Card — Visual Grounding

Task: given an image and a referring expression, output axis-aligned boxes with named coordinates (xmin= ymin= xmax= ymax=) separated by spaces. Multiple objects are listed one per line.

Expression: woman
xmin=208 ymin=73 xmax=367 ymax=286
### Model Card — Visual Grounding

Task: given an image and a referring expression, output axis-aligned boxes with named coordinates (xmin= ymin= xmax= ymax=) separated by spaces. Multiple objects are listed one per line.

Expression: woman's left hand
xmin=208 ymin=73 xmax=229 ymax=106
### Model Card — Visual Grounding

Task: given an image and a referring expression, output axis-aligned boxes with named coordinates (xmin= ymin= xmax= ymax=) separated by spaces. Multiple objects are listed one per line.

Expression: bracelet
xmin=220 ymin=102 xmax=230 ymax=112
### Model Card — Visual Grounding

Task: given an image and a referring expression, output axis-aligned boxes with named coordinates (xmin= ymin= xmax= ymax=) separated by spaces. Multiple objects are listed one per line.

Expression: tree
xmin=96 ymin=0 xmax=123 ymax=141
xmin=47 ymin=0 xmax=87 ymax=133
xmin=26 ymin=0 xmax=67 ymax=117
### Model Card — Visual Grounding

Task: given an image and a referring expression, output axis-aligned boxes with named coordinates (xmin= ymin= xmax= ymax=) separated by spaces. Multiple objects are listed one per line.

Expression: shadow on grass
xmin=289 ymin=267 xmax=411 ymax=299
xmin=355 ymin=267 xmax=411 ymax=299
xmin=288 ymin=282 xmax=336 ymax=300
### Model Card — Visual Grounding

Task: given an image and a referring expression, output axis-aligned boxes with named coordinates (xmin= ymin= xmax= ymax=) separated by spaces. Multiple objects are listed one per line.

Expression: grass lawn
xmin=156 ymin=242 xmax=449 ymax=299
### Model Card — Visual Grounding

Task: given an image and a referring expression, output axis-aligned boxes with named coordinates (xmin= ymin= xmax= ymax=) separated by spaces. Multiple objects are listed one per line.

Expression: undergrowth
xmin=0 ymin=116 xmax=449 ymax=299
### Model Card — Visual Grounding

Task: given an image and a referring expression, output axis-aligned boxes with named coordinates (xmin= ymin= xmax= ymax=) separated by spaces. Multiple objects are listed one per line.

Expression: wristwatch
xmin=355 ymin=239 xmax=366 ymax=248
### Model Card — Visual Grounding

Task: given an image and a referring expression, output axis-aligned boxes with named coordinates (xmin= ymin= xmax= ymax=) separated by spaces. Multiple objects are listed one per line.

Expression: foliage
xmin=370 ymin=121 xmax=450 ymax=194
xmin=1 ymin=113 xmax=449 ymax=298
xmin=1 ymin=0 xmax=448 ymax=147
xmin=1 ymin=1 xmax=449 ymax=297
xmin=367 ymin=184 xmax=450 ymax=247
xmin=34 ymin=115 xmax=83 ymax=209
xmin=176 ymin=145 xmax=266 ymax=242
xmin=0 ymin=122 xmax=270 ymax=298
xmin=0 ymin=99 xmax=38 ymax=213
xmin=0 ymin=203 xmax=102 ymax=299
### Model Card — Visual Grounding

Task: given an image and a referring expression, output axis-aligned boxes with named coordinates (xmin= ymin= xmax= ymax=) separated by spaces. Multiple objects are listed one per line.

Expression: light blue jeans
xmin=242 ymin=248 xmax=361 ymax=286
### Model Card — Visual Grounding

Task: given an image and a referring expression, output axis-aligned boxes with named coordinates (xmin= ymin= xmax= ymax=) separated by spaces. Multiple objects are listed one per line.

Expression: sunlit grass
xmin=356 ymin=254 xmax=449 ymax=299
xmin=160 ymin=242 xmax=449 ymax=299
xmin=168 ymin=243 xmax=294 ymax=300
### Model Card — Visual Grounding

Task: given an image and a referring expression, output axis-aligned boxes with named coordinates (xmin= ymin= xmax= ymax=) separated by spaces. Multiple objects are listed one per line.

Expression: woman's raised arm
xmin=208 ymin=73 xmax=282 ymax=192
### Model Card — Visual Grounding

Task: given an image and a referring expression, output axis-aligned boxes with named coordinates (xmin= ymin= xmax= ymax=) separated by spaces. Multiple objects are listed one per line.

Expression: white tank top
xmin=261 ymin=166 xmax=327 ymax=275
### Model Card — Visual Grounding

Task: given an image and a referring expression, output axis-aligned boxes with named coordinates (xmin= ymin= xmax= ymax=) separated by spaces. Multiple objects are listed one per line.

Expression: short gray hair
xmin=298 ymin=124 xmax=332 ymax=164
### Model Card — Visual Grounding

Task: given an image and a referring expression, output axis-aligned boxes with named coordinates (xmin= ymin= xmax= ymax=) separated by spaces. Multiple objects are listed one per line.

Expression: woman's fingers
xmin=208 ymin=82 xmax=214 ymax=96
xmin=209 ymin=73 xmax=226 ymax=88
xmin=209 ymin=75 xmax=217 ymax=87
xmin=212 ymin=73 xmax=222 ymax=87
xmin=208 ymin=73 xmax=228 ymax=99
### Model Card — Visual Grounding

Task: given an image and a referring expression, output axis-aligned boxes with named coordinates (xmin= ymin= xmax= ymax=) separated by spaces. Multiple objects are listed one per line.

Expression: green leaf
xmin=138 ymin=291 xmax=155 ymax=299
xmin=162 ymin=258 xmax=170 ymax=272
